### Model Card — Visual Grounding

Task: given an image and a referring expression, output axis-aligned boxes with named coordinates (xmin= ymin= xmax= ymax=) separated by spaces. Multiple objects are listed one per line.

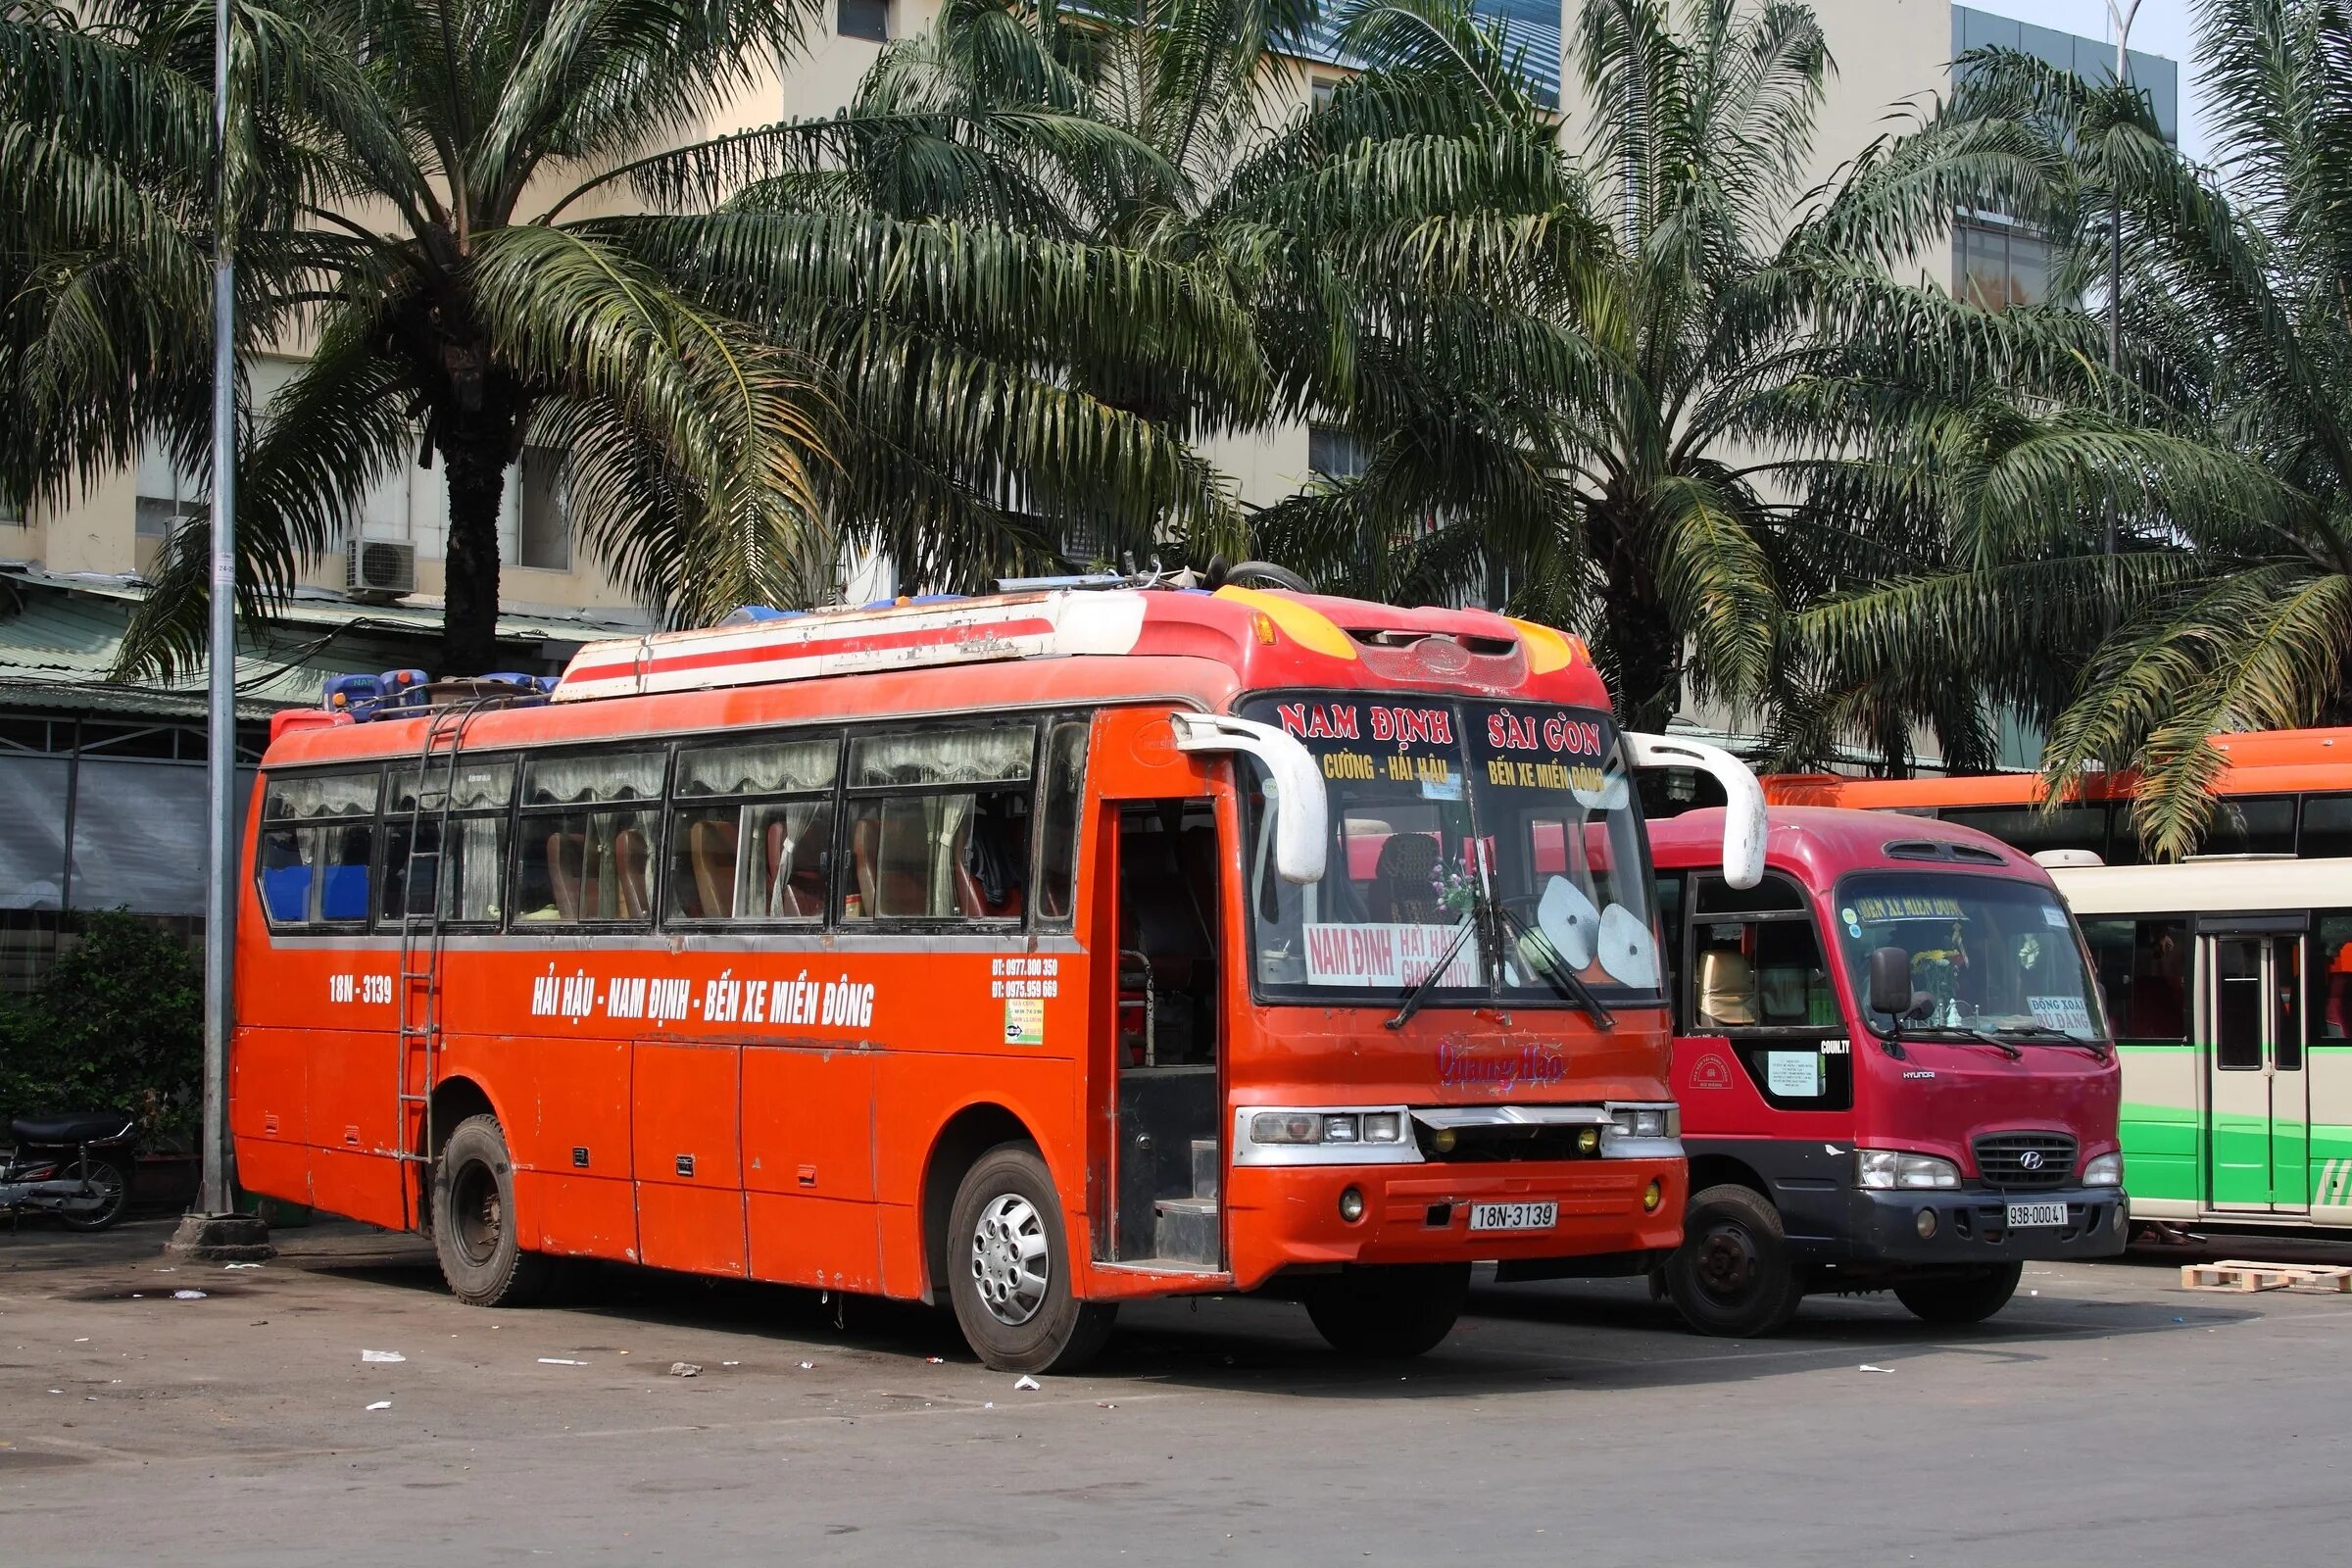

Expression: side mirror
xmin=1868 ymin=947 xmax=1912 ymax=1017
xmin=1624 ymin=732 xmax=1767 ymax=889
xmin=1170 ymin=712 xmax=1328 ymax=885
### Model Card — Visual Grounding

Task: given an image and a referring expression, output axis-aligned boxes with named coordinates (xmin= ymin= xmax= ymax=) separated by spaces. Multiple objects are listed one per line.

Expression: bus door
xmin=1083 ymin=711 xmax=1226 ymax=1270
xmin=2201 ymin=922 xmax=2310 ymax=1213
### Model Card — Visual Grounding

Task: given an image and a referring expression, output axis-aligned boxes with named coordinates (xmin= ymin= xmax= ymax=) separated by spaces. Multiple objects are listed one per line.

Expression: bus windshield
xmin=1238 ymin=694 xmax=1659 ymax=1008
xmin=1834 ymin=872 xmax=2107 ymax=1043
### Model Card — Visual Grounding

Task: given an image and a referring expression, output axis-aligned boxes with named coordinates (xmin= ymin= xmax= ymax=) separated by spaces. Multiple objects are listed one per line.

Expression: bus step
xmin=1190 ymin=1140 xmax=1219 ymax=1200
xmin=1152 ymin=1197 xmax=1219 ymax=1266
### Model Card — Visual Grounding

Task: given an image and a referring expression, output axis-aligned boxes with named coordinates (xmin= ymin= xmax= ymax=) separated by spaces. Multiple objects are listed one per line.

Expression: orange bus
xmin=232 ymin=578 xmax=1762 ymax=1370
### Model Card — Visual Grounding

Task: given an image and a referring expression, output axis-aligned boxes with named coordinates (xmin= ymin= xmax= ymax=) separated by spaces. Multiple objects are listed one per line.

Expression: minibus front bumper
xmin=1221 ymin=1156 xmax=1686 ymax=1292
xmin=1843 ymin=1184 xmax=2129 ymax=1264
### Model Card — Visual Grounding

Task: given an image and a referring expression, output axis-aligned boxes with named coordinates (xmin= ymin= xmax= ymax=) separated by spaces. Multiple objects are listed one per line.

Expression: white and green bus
xmin=2040 ymin=858 xmax=2352 ymax=1227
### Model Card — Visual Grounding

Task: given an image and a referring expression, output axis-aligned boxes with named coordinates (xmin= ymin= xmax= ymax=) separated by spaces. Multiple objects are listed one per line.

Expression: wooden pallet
xmin=2180 ymin=1259 xmax=2352 ymax=1294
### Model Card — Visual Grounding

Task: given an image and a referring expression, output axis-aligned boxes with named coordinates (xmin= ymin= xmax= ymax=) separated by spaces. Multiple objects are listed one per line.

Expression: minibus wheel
xmin=1302 ymin=1262 xmax=1471 ymax=1357
xmin=1893 ymin=1262 xmax=2023 ymax=1324
xmin=947 ymin=1145 xmax=1116 ymax=1374
xmin=431 ymin=1114 xmax=552 ymax=1307
xmin=1664 ymin=1184 xmax=1803 ymax=1338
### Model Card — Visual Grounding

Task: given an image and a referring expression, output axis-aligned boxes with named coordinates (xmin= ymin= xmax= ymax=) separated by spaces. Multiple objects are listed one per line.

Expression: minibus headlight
xmin=1857 ymin=1150 xmax=1960 ymax=1191
xmin=2083 ymin=1152 xmax=2124 ymax=1187
xmin=1611 ymin=1106 xmax=1674 ymax=1140
xmin=1248 ymin=1109 xmax=1409 ymax=1147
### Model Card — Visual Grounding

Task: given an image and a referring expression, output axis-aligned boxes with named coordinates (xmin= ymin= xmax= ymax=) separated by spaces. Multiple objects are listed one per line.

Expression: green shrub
xmin=0 ymin=910 xmax=203 ymax=1147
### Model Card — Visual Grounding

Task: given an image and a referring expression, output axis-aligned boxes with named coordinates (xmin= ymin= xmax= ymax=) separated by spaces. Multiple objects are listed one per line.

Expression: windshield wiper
xmin=1491 ymin=901 xmax=1614 ymax=1029
xmin=1385 ymin=914 xmax=1481 ymax=1031
xmin=1988 ymin=1025 xmax=2112 ymax=1060
xmin=1893 ymin=1024 xmax=2023 ymax=1060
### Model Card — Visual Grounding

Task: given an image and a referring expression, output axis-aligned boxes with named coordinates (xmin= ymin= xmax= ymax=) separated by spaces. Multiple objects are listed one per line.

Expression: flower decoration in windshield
xmin=1430 ymin=853 xmax=1478 ymax=920
xmin=1909 ymin=924 xmax=1969 ymax=1024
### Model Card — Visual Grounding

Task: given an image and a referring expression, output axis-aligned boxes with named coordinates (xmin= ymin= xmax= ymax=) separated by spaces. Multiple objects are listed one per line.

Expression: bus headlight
xmin=1247 ymin=1109 xmax=1410 ymax=1147
xmin=1610 ymin=1105 xmax=1678 ymax=1140
xmin=2082 ymin=1152 xmax=2123 ymax=1187
xmin=1857 ymin=1150 xmax=1961 ymax=1190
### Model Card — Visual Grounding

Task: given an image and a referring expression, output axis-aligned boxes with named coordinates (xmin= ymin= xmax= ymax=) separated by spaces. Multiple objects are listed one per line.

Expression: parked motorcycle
xmin=1 ymin=1114 xmax=137 ymax=1231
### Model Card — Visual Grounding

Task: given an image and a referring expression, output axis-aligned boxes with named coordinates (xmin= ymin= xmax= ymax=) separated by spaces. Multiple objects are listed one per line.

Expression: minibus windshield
xmin=1238 ymin=694 xmax=1659 ymax=1008
xmin=1834 ymin=872 xmax=2108 ymax=1044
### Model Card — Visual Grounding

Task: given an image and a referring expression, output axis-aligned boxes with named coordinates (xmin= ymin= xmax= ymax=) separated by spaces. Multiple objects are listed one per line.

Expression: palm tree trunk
xmin=441 ymin=432 xmax=507 ymax=676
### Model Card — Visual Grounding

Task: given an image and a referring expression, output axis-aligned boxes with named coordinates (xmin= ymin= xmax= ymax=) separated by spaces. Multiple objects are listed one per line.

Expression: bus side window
xmin=665 ymin=736 xmax=839 ymax=923
xmin=840 ymin=724 xmax=1034 ymax=922
xmin=1652 ymin=874 xmax=1686 ymax=1030
xmin=1033 ymin=717 xmax=1089 ymax=926
xmin=1689 ymin=875 xmax=1849 ymax=1109
xmin=512 ymin=752 xmax=665 ymax=924
xmin=381 ymin=760 xmax=514 ymax=924
xmin=255 ymin=769 xmax=381 ymax=927
xmin=2082 ymin=917 xmax=2186 ymax=1041
xmin=2313 ymin=912 xmax=2352 ymax=1039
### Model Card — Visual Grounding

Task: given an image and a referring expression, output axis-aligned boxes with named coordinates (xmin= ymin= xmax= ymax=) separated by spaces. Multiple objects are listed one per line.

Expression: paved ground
xmin=1 ymin=1218 xmax=2347 ymax=1566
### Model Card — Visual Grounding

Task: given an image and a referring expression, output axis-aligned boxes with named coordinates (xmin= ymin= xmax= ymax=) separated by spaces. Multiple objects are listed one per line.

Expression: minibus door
xmin=2202 ymin=925 xmax=2311 ymax=1213
xmin=1081 ymin=710 xmax=1226 ymax=1270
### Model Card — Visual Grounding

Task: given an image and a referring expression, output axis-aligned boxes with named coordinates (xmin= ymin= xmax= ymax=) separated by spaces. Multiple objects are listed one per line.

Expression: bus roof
xmin=1650 ymin=805 xmax=2048 ymax=885
xmin=1765 ymin=725 xmax=2352 ymax=809
xmin=262 ymin=584 xmax=1612 ymax=767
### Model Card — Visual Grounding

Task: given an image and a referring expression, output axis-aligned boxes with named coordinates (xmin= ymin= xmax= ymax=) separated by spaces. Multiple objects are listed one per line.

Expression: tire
xmin=1302 ymin=1263 xmax=1470 ymax=1358
xmin=1893 ymin=1262 xmax=2023 ymax=1325
xmin=431 ymin=1114 xmax=552 ymax=1307
xmin=1665 ymin=1184 xmax=1805 ymax=1338
xmin=946 ymin=1145 xmax=1115 ymax=1374
xmin=56 ymin=1155 xmax=131 ymax=1232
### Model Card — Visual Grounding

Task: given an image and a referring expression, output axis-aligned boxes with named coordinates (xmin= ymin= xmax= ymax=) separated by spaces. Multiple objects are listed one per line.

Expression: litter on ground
xmin=537 ymin=1357 xmax=587 ymax=1366
xmin=172 ymin=1290 xmax=206 ymax=1300
xmin=669 ymin=1362 xmax=701 ymax=1377
xmin=365 ymin=1400 xmax=392 ymax=1411
xmin=1858 ymin=1364 xmax=1891 ymax=1373
xmin=362 ymin=1349 xmax=406 ymax=1363
xmin=1014 ymin=1375 xmax=1042 ymax=1392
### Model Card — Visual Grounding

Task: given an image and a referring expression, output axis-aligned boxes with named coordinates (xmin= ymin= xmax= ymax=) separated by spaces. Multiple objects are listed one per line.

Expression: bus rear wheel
xmin=1893 ymin=1263 xmax=2023 ymax=1325
xmin=432 ymin=1114 xmax=553 ymax=1307
xmin=1303 ymin=1263 xmax=1470 ymax=1358
xmin=1665 ymin=1184 xmax=1804 ymax=1338
xmin=946 ymin=1145 xmax=1115 ymax=1374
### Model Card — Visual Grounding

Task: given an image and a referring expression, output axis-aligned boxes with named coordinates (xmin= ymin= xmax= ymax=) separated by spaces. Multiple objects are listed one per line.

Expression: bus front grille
xmin=1973 ymin=1132 xmax=2078 ymax=1190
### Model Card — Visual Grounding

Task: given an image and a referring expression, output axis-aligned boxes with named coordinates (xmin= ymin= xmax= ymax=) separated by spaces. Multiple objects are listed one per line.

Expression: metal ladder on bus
xmin=393 ymin=699 xmax=490 ymax=1232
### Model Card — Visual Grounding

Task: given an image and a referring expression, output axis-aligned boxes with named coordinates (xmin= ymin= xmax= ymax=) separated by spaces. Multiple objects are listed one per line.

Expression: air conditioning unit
xmin=347 ymin=538 xmax=416 ymax=601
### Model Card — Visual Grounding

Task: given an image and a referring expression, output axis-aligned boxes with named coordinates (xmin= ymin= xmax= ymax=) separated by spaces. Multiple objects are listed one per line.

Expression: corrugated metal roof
xmin=0 ymin=566 xmax=647 ymax=720
xmin=1298 ymin=0 xmax=1560 ymax=108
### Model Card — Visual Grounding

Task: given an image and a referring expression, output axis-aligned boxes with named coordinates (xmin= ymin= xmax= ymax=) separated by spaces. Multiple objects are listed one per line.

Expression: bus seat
xmin=1371 ymin=832 xmax=1443 ymax=923
xmin=690 ymin=818 xmax=737 ymax=918
xmin=548 ymin=830 xmax=587 ymax=919
xmin=319 ymin=863 xmax=369 ymax=921
xmin=1697 ymin=950 xmax=1757 ymax=1027
xmin=780 ymin=820 xmax=829 ymax=916
xmin=613 ymin=827 xmax=651 ymax=919
xmin=262 ymin=865 xmax=311 ymax=922
xmin=1121 ymin=826 xmax=1209 ymax=987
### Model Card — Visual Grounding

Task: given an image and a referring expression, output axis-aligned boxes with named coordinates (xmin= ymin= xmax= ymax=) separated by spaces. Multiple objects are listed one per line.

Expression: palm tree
xmin=1801 ymin=0 xmax=2341 ymax=854
xmin=3 ymin=0 xmax=857 ymax=674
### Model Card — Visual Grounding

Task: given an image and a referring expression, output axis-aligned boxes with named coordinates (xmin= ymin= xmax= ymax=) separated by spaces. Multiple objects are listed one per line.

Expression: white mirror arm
xmin=1170 ymin=712 xmax=1330 ymax=886
xmin=1625 ymin=731 xmax=1767 ymax=890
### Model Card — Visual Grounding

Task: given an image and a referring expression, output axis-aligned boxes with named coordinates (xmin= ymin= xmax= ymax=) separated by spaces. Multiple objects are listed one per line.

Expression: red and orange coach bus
xmin=231 ymin=576 xmax=1763 ymax=1370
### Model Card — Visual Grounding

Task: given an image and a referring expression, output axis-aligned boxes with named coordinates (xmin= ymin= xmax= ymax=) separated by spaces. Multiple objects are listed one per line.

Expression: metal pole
xmin=199 ymin=0 xmax=237 ymax=1218
xmin=2102 ymin=0 xmax=2141 ymax=637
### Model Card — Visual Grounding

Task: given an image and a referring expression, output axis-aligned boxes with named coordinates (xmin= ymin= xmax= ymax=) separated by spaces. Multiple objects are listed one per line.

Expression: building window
xmin=838 ymin=0 xmax=887 ymax=41
xmin=1311 ymin=74 xmax=1340 ymax=111
xmin=1307 ymin=422 xmax=1367 ymax=480
xmin=0 ymin=491 xmax=24 ymax=528
xmin=515 ymin=446 xmax=571 ymax=571
xmin=1954 ymin=219 xmax=2050 ymax=312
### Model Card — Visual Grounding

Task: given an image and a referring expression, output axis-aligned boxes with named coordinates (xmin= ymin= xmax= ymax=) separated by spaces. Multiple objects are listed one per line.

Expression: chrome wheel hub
xmin=969 ymin=1193 xmax=1050 ymax=1326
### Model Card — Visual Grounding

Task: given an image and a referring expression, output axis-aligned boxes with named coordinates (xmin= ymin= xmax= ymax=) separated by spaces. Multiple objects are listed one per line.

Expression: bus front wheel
xmin=1303 ymin=1263 xmax=1470 ymax=1357
xmin=1665 ymin=1184 xmax=1804 ymax=1338
xmin=1893 ymin=1263 xmax=2022 ymax=1325
xmin=431 ymin=1114 xmax=553 ymax=1307
xmin=946 ymin=1145 xmax=1115 ymax=1374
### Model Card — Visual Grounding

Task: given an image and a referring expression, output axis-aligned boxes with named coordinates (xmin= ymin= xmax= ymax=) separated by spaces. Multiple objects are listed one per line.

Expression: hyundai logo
xmin=2019 ymin=1150 xmax=2045 ymax=1171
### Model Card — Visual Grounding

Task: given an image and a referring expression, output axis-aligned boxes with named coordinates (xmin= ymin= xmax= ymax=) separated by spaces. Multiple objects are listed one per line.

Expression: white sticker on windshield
xmin=1766 ymin=1051 xmax=1823 ymax=1097
xmin=2027 ymin=995 xmax=2092 ymax=1032
xmin=2042 ymin=905 xmax=2069 ymax=929
xmin=1537 ymin=877 xmax=1599 ymax=969
xmin=1420 ymin=776 xmax=1463 ymax=802
xmin=1596 ymin=904 xmax=1658 ymax=989
xmin=1301 ymin=923 xmax=1482 ymax=988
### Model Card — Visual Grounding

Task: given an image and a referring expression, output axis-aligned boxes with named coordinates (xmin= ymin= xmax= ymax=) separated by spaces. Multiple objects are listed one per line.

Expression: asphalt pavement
xmin=1 ymin=1217 xmax=2345 ymax=1566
